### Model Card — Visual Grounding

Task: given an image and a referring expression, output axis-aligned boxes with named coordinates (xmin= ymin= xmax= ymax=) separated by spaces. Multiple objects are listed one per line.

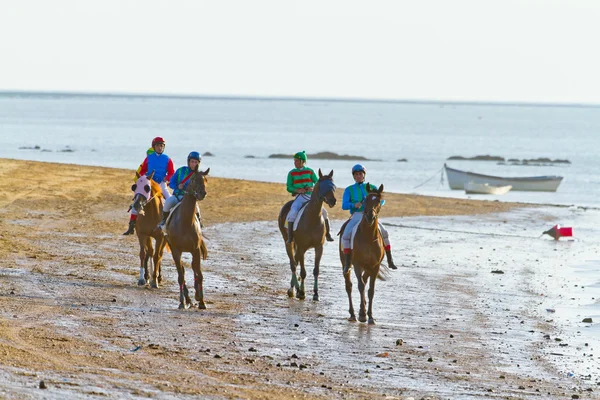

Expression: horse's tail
xmin=200 ymin=239 xmax=208 ymax=260
xmin=377 ymin=263 xmax=391 ymax=281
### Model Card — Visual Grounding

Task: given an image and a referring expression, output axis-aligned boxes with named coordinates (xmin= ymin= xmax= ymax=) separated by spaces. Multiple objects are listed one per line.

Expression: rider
xmin=341 ymin=164 xmax=397 ymax=273
xmin=157 ymin=151 xmax=202 ymax=232
xmin=285 ymin=150 xmax=334 ymax=244
xmin=123 ymin=136 xmax=175 ymax=235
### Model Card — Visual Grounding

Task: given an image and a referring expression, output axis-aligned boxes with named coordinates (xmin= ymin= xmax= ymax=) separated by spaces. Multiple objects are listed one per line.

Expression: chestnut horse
xmin=338 ymin=183 xmax=387 ymax=324
xmin=164 ymin=167 xmax=210 ymax=309
xmin=278 ymin=169 xmax=336 ymax=301
xmin=130 ymin=172 xmax=168 ymax=288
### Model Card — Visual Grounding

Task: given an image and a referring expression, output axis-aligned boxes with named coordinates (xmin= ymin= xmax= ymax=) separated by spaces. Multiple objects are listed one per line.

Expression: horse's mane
xmin=149 ymin=179 xmax=164 ymax=201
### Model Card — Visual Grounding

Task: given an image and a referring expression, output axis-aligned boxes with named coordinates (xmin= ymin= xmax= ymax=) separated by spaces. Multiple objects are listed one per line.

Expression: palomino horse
xmin=338 ymin=183 xmax=387 ymax=324
xmin=164 ymin=167 xmax=210 ymax=309
xmin=278 ymin=169 xmax=336 ymax=301
xmin=130 ymin=172 xmax=168 ymax=288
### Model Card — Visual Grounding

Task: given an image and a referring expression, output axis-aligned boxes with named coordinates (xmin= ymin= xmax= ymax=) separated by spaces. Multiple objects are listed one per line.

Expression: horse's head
xmin=364 ymin=183 xmax=384 ymax=225
xmin=186 ymin=167 xmax=210 ymax=201
xmin=316 ymin=169 xmax=336 ymax=208
xmin=130 ymin=172 xmax=154 ymax=215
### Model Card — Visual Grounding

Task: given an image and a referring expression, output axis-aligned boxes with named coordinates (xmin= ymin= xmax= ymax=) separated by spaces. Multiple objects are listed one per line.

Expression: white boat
xmin=445 ymin=164 xmax=563 ymax=192
xmin=464 ymin=182 xmax=512 ymax=195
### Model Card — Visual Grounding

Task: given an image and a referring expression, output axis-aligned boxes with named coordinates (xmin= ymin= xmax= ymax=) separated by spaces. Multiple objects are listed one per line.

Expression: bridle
xmin=364 ymin=193 xmax=382 ymax=225
xmin=317 ymin=177 xmax=337 ymax=207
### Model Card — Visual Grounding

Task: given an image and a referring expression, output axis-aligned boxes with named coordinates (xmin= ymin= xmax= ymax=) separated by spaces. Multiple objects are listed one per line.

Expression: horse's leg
xmin=137 ymin=236 xmax=147 ymax=286
xmin=150 ymin=237 xmax=164 ymax=289
xmin=296 ymin=250 xmax=306 ymax=300
xmin=286 ymin=243 xmax=298 ymax=298
xmin=367 ymin=270 xmax=378 ymax=325
xmin=172 ymin=248 xmax=189 ymax=309
xmin=345 ymin=268 xmax=356 ymax=322
xmin=354 ymin=266 xmax=367 ymax=322
xmin=146 ymin=239 xmax=155 ymax=283
xmin=192 ymin=249 xmax=206 ymax=309
xmin=312 ymin=245 xmax=323 ymax=301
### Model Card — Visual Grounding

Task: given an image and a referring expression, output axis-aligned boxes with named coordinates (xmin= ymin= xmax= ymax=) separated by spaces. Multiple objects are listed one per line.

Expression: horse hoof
xmin=368 ymin=318 xmax=376 ymax=325
xmin=158 ymin=275 xmax=163 ymax=283
xmin=358 ymin=315 xmax=367 ymax=323
xmin=198 ymin=302 xmax=207 ymax=309
xmin=137 ymin=279 xmax=146 ymax=286
xmin=178 ymin=303 xmax=186 ymax=310
xmin=312 ymin=294 xmax=319 ymax=301
xmin=296 ymin=291 xmax=305 ymax=300
xmin=348 ymin=316 xmax=357 ymax=322
xmin=150 ymin=282 xmax=159 ymax=289
xmin=287 ymin=288 xmax=294 ymax=298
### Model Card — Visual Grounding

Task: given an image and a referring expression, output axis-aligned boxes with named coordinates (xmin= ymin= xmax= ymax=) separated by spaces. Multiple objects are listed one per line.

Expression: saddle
xmin=285 ymin=202 xmax=320 ymax=232
xmin=344 ymin=220 xmax=381 ymax=250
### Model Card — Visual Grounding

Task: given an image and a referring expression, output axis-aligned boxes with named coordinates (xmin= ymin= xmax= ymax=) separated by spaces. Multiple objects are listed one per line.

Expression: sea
xmin=1 ymin=91 xmax=600 ymax=207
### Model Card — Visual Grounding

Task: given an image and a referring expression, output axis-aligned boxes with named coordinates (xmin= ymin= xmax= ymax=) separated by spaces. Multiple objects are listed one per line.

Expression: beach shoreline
xmin=0 ymin=159 xmax=597 ymax=399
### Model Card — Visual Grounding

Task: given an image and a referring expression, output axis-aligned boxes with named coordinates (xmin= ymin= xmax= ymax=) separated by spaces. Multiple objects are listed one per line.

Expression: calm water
xmin=2 ymin=92 xmax=600 ymax=206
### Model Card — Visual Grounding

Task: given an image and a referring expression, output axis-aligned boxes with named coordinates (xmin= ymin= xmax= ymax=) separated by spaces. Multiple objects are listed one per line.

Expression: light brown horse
xmin=278 ymin=169 xmax=336 ymax=301
xmin=338 ymin=183 xmax=387 ymax=324
xmin=164 ymin=167 xmax=210 ymax=309
xmin=130 ymin=172 xmax=169 ymax=288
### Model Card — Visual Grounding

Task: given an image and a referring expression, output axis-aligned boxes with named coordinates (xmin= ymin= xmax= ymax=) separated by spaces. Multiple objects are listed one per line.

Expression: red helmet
xmin=151 ymin=136 xmax=165 ymax=146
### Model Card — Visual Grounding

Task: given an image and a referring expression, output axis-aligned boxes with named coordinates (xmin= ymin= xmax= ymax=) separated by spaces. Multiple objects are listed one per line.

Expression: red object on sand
xmin=542 ymin=225 xmax=573 ymax=240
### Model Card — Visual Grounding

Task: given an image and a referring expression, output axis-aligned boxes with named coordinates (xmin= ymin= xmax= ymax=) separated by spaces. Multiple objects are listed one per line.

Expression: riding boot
xmin=386 ymin=249 xmax=398 ymax=270
xmin=285 ymin=222 xmax=294 ymax=244
xmin=157 ymin=211 xmax=170 ymax=230
xmin=123 ymin=220 xmax=136 ymax=235
xmin=324 ymin=219 xmax=334 ymax=242
xmin=343 ymin=251 xmax=352 ymax=274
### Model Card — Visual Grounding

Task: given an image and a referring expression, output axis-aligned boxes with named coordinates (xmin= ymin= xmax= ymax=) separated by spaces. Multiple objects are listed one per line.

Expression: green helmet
xmin=294 ymin=151 xmax=307 ymax=162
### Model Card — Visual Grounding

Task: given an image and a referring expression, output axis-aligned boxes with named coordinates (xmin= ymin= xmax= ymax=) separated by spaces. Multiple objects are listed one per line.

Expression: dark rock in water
xmin=39 ymin=380 xmax=47 ymax=389
xmin=244 ymin=155 xmax=256 ymax=158
xmin=203 ymin=152 xmax=215 ymax=157
xmin=269 ymin=151 xmax=375 ymax=161
xmin=60 ymin=146 xmax=74 ymax=153
xmin=508 ymin=158 xmax=519 ymax=162
xmin=397 ymin=158 xmax=408 ymax=162
xmin=582 ymin=317 xmax=593 ymax=323
xmin=19 ymin=145 xmax=41 ymax=150
xmin=41 ymin=149 xmax=52 ymax=152
xmin=447 ymin=155 xmax=505 ymax=162
xmin=491 ymin=270 xmax=504 ymax=274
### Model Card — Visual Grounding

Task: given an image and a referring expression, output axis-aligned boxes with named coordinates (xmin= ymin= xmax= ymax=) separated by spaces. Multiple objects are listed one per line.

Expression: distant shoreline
xmin=1 ymin=89 xmax=598 ymax=109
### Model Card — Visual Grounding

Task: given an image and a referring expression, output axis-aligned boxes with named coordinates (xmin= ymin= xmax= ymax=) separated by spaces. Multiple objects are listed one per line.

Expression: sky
xmin=0 ymin=0 xmax=599 ymax=104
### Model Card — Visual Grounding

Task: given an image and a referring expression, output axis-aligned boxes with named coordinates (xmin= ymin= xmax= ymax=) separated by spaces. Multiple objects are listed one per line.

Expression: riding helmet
xmin=187 ymin=151 xmax=201 ymax=162
xmin=352 ymin=164 xmax=366 ymax=175
xmin=152 ymin=136 xmax=166 ymax=146
xmin=294 ymin=150 xmax=307 ymax=162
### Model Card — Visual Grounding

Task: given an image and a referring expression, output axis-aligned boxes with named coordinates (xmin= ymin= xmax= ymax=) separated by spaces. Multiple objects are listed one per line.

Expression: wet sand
xmin=0 ymin=159 xmax=598 ymax=399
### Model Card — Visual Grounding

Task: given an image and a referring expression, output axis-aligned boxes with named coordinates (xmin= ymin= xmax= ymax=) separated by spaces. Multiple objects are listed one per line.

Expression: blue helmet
xmin=352 ymin=164 xmax=366 ymax=175
xmin=187 ymin=151 xmax=201 ymax=163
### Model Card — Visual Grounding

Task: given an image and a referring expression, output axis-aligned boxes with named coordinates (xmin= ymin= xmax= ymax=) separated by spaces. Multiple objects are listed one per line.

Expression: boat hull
xmin=445 ymin=164 xmax=563 ymax=192
xmin=464 ymin=182 xmax=512 ymax=195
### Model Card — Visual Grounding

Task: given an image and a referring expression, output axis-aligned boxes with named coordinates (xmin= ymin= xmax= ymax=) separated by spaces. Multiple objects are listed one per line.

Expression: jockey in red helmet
xmin=340 ymin=164 xmax=397 ymax=272
xmin=123 ymin=137 xmax=175 ymax=235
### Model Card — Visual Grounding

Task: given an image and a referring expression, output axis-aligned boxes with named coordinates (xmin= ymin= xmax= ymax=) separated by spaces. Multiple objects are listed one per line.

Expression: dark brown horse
xmin=164 ymin=167 xmax=210 ymax=309
xmin=338 ymin=183 xmax=387 ymax=324
xmin=278 ymin=169 xmax=336 ymax=301
xmin=130 ymin=173 xmax=169 ymax=288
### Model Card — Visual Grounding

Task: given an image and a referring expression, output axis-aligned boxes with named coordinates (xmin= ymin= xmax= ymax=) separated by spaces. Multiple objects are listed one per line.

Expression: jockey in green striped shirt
xmin=285 ymin=151 xmax=334 ymax=244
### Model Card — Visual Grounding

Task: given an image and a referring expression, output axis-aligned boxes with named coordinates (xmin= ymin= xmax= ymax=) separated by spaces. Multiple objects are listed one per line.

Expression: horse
xmin=129 ymin=172 xmax=169 ymax=288
xmin=164 ymin=167 xmax=210 ymax=309
xmin=338 ymin=183 xmax=387 ymax=324
xmin=278 ymin=169 xmax=336 ymax=301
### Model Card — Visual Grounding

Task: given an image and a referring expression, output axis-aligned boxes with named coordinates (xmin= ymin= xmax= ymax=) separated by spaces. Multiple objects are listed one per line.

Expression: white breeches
xmin=159 ymin=181 xmax=171 ymax=199
xmin=163 ymin=195 xmax=200 ymax=215
xmin=286 ymin=194 xmax=329 ymax=223
xmin=342 ymin=211 xmax=390 ymax=250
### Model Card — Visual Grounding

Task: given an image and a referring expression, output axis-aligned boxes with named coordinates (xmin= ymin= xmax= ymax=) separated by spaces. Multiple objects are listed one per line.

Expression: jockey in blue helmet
xmin=341 ymin=164 xmax=397 ymax=272
xmin=157 ymin=151 xmax=202 ymax=231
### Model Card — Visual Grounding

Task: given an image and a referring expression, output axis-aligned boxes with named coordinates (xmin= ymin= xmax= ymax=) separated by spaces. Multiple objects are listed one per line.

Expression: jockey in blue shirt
xmin=341 ymin=164 xmax=397 ymax=273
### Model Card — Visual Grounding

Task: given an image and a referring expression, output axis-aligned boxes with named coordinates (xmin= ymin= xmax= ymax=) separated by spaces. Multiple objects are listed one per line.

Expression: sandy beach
xmin=0 ymin=159 xmax=598 ymax=399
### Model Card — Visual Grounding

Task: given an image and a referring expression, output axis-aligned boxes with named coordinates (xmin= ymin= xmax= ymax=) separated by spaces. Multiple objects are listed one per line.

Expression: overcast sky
xmin=1 ymin=0 xmax=599 ymax=104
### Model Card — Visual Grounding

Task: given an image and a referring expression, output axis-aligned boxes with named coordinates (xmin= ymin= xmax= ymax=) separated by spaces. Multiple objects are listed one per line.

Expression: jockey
xmin=341 ymin=164 xmax=397 ymax=272
xmin=285 ymin=150 xmax=334 ymax=244
xmin=157 ymin=151 xmax=202 ymax=231
xmin=123 ymin=136 xmax=175 ymax=235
